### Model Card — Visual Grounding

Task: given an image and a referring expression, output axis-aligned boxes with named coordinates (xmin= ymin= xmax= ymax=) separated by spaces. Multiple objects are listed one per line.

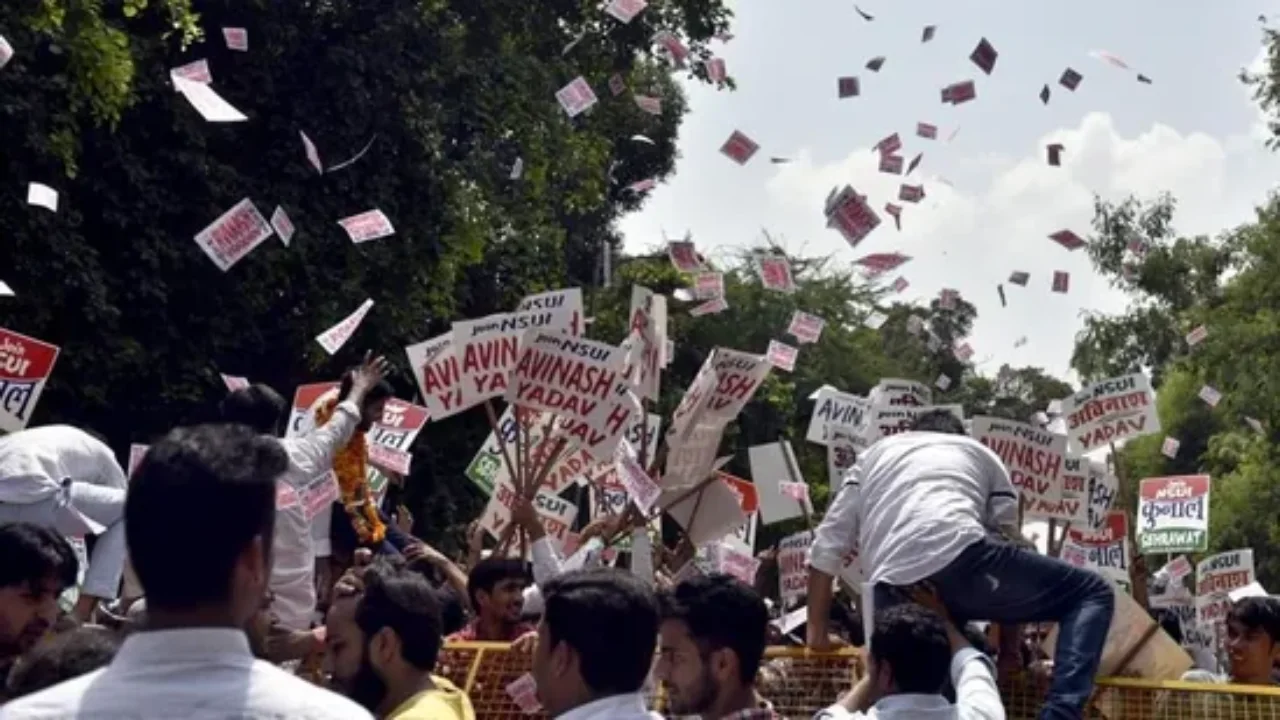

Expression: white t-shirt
xmin=808 ymin=431 xmax=1017 ymax=587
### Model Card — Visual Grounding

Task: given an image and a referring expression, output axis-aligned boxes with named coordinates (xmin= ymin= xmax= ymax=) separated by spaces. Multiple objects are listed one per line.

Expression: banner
xmin=0 ymin=328 xmax=60 ymax=433
xmin=970 ymin=416 xmax=1067 ymax=505
xmin=1061 ymin=372 xmax=1159 ymax=451
xmin=1137 ymin=475 xmax=1210 ymax=554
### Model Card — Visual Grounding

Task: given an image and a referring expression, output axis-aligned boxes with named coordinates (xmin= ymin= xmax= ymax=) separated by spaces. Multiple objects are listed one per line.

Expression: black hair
xmin=0 ymin=523 xmax=78 ymax=593
xmin=1228 ymin=596 xmax=1280 ymax=644
xmin=354 ymin=559 xmax=443 ymax=670
xmin=659 ymin=574 xmax=768 ymax=684
xmin=436 ymin=585 xmax=467 ymax=636
xmin=466 ymin=557 xmax=528 ymax=611
xmin=1153 ymin=609 xmax=1184 ymax=645
xmin=126 ymin=424 xmax=286 ymax=610
xmin=5 ymin=625 xmax=120 ymax=699
xmin=869 ymin=603 xmax=951 ymax=694
xmin=908 ymin=409 xmax=966 ymax=435
xmin=542 ymin=568 xmax=658 ymax=697
xmin=219 ymin=384 xmax=288 ymax=436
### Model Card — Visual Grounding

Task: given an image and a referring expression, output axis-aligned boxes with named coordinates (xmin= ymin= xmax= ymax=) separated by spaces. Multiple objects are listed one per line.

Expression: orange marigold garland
xmin=314 ymin=396 xmax=386 ymax=545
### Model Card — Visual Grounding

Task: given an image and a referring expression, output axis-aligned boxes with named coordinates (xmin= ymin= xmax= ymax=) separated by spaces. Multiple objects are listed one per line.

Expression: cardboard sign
xmin=869 ymin=379 xmax=932 ymax=408
xmin=451 ymin=310 xmax=574 ymax=410
xmin=1137 ymin=475 xmax=1210 ymax=554
xmin=806 ymin=386 xmax=870 ymax=446
xmin=286 ymin=382 xmax=339 ymax=438
xmin=481 ymin=479 xmax=579 ymax=552
xmin=748 ymin=441 xmax=814 ymax=525
xmin=406 ymin=331 xmax=466 ymax=420
xmin=970 ymin=416 xmax=1067 ymax=505
xmin=1195 ymin=549 xmax=1255 ymax=637
xmin=667 ymin=348 xmax=771 ymax=444
xmin=777 ymin=531 xmax=813 ymax=608
xmin=1061 ymin=511 xmax=1131 ymax=590
xmin=1044 ymin=580 xmax=1191 ymax=681
xmin=862 ymin=404 xmax=963 ymax=447
xmin=0 ymin=328 xmax=60 ymax=433
xmin=1062 ymin=373 xmax=1160 ymax=451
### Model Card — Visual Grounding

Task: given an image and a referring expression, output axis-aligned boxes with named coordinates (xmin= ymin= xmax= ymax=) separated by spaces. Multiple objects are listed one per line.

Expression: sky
xmin=618 ymin=0 xmax=1280 ymax=382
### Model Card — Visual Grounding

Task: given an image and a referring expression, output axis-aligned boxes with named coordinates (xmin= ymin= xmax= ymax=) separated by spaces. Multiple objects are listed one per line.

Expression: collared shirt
xmin=270 ymin=400 xmax=361 ymax=630
xmin=0 ymin=627 xmax=372 ymax=719
xmin=555 ymin=692 xmax=663 ymax=720
xmin=0 ymin=425 xmax=126 ymax=504
xmin=386 ymin=675 xmax=475 ymax=719
xmin=808 ymin=432 xmax=1017 ymax=587
xmin=813 ymin=648 xmax=1004 ymax=720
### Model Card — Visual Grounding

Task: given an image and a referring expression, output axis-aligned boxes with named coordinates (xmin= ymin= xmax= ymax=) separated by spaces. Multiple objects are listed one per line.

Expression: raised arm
xmin=287 ymin=354 xmax=391 ymax=483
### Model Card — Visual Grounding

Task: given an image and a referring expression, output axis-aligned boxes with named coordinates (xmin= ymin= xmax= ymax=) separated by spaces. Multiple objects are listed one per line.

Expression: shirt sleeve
xmin=285 ymin=401 xmax=361 ymax=487
xmin=950 ymin=647 xmax=1004 ymax=720
xmin=982 ymin=450 xmax=1019 ymax=531
xmin=530 ymin=536 xmax=564 ymax=586
xmin=807 ymin=460 xmax=864 ymax=576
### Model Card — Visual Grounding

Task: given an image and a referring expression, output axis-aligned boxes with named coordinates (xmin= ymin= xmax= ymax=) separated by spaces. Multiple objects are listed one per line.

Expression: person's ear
xmin=710 ymin=647 xmax=737 ymax=684
xmin=875 ymin=658 xmax=895 ymax=694
xmin=243 ymin=535 xmax=270 ymax=590
xmin=551 ymin=640 xmax=575 ymax=679
xmin=370 ymin=627 xmax=399 ymax=670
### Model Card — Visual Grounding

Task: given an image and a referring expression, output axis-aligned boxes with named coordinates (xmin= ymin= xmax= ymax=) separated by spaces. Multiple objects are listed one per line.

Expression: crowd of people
xmin=0 ymin=355 xmax=1275 ymax=719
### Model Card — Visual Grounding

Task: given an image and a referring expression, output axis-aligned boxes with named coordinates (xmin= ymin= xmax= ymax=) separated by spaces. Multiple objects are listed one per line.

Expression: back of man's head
xmin=5 ymin=626 xmax=121 ymax=700
xmin=870 ymin=603 xmax=951 ymax=695
xmin=542 ymin=568 xmax=658 ymax=698
xmin=659 ymin=574 xmax=768 ymax=685
xmin=908 ymin=409 xmax=966 ymax=436
xmin=219 ymin=384 xmax=287 ymax=436
xmin=356 ymin=560 xmax=443 ymax=670
xmin=0 ymin=523 xmax=78 ymax=594
xmin=126 ymin=424 xmax=286 ymax=611
xmin=466 ymin=557 xmax=528 ymax=612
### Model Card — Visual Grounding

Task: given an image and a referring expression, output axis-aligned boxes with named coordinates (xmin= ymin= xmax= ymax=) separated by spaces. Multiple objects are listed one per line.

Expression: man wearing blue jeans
xmin=805 ymin=409 xmax=1114 ymax=720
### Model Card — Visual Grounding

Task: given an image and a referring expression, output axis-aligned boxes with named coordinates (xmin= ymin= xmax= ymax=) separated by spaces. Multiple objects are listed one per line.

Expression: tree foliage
xmin=1071 ymin=188 xmax=1280 ymax=587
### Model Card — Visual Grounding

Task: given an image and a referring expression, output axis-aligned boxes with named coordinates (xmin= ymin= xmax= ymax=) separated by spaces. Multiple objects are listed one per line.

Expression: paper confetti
xmin=270 ymin=206 xmax=295 ymax=247
xmin=969 ymin=38 xmax=998 ymax=75
xmin=1161 ymin=437 xmax=1180 ymax=459
xmin=1008 ymin=271 xmax=1030 ymax=286
xmin=766 ymin=340 xmax=799 ymax=372
xmin=222 ymin=28 xmax=248 ymax=52
xmin=604 ymin=0 xmax=648 ymax=23
xmin=916 ymin=122 xmax=938 ymax=139
xmin=1198 ymin=385 xmax=1222 ymax=408
xmin=338 ymin=210 xmax=396 ymax=244
xmin=173 ymin=76 xmax=247 ymax=122
xmin=1060 ymin=68 xmax=1082 ymax=90
xmin=316 ymin=298 xmax=375 ymax=355
xmin=26 ymin=183 xmax=58 ymax=212
xmin=1186 ymin=325 xmax=1208 ymax=346
xmin=556 ymin=77 xmax=598 ymax=117
xmin=1051 ymin=271 xmax=1070 ymax=294
xmin=720 ymin=131 xmax=760 ymax=165
xmin=838 ymin=76 xmax=861 ymax=99
xmin=1050 ymin=230 xmax=1086 ymax=251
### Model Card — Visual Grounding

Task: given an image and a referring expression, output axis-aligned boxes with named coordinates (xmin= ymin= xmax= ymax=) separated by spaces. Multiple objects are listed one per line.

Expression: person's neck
xmin=706 ymin=686 xmax=763 ymax=719
xmin=144 ymin=607 xmax=243 ymax=631
xmin=553 ymin=688 xmax=620 ymax=717
xmin=476 ymin=614 xmax=513 ymax=640
xmin=378 ymin=668 xmax=438 ymax=717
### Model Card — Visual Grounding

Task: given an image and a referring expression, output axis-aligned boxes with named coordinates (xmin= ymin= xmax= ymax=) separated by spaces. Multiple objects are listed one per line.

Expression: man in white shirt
xmin=814 ymin=601 xmax=1004 ymax=719
xmin=0 ymin=423 xmax=372 ymax=719
xmin=806 ymin=410 xmax=1113 ymax=720
xmin=532 ymin=569 xmax=663 ymax=720
xmin=0 ymin=425 xmax=129 ymax=621
xmin=218 ymin=354 xmax=390 ymax=639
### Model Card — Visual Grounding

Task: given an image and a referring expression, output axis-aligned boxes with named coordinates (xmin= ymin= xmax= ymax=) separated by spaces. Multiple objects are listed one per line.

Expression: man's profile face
xmin=655 ymin=619 xmax=716 ymax=714
xmin=325 ymin=597 xmax=386 ymax=710
xmin=0 ymin=577 xmax=61 ymax=656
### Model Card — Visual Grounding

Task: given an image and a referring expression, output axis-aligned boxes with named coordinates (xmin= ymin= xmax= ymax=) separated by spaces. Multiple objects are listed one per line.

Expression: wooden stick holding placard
xmin=483 ymin=400 xmax=520 ymax=497
xmin=1109 ymin=441 xmax=1148 ymax=608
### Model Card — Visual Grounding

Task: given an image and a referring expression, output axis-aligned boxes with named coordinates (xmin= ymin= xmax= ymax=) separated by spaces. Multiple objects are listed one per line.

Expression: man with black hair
xmin=532 ymin=568 xmax=662 ymax=719
xmin=326 ymin=559 xmax=474 ymax=719
xmin=446 ymin=557 xmax=533 ymax=642
xmin=655 ymin=574 xmax=774 ymax=719
xmin=220 ymin=354 xmax=390 ymax=635
xmin=1184 ymin=596 xmax=1280 ymax=685
xmin=815 ymin=600 xmax=1003 ymax=719
xmin=4 ymin=626 xmax=120 ymax=701
xmin=807 ymin=408 xmax=1112 ymax=720
xmin=0 ymin=523 xmax=78 ymax=673
xmin=0 ymin=425 xmax=128 ymax=621
xmin=0 ymin=424 xmax=372 ymax=719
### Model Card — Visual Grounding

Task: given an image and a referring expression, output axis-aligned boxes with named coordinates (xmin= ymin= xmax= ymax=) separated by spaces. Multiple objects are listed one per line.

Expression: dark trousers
xmin=875 ymin=537 xmax=1114 ymax=720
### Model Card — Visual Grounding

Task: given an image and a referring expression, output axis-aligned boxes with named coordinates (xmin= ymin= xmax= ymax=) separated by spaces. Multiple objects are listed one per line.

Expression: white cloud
xmin=623 ymin=110 xmax=1280 ymax=381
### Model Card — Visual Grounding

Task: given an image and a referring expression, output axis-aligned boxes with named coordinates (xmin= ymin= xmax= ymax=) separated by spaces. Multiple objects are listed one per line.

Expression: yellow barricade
xmin=438 ymin=643 xmax=1280 ymax=718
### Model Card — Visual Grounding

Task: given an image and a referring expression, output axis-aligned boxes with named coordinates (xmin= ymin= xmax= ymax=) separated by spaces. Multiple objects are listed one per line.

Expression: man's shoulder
xmin=1180 ymin=669 xmax=1228 ymax=683
xmin=0 ymin=668 xmax=103 ymax=718
xmin=245 ymin=660 xmax=374 ymax=717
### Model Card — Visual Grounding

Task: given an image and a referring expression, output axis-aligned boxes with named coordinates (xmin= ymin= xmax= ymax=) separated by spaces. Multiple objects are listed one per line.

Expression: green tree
xmin=0 ymin=0 xmax=730 ymax=549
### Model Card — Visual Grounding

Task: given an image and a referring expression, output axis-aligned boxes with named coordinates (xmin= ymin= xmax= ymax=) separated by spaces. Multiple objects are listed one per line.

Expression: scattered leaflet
xmin=766 ymin=340 xmax=798 ymax=372
xmin=172 ymin=76 xmax=247 ymax=122
xmin=755 ymin=255 xmax=796 ymax=292
xmin=604 ymin=0 xmax=647 ymax=23
xmin=315 ymin=298 xmax=374 ymax=355
xmin=26 ymin=183 xmax=58 ymax=212
xmin=270 ymin=206 xmax=295 ymax=246
xmin=720 ymin=131 xmax=760 ymax=165
xmin=193 ymin=198 xmax=274 ymax=271
xmin=787 ymin=311 xmax=825 ymax=344
xmin=223 ymin=28 xmax=248 ymax=51
xmin=556 ymin=77 xmax=598 ymax=117
xmin=338 ymin=210 xmax=395 ymax=243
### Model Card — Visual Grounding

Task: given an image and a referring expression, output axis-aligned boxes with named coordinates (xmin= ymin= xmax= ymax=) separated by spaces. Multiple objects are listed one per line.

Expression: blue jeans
xmin=876 ymin=538 xmax=1114 ymax=720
